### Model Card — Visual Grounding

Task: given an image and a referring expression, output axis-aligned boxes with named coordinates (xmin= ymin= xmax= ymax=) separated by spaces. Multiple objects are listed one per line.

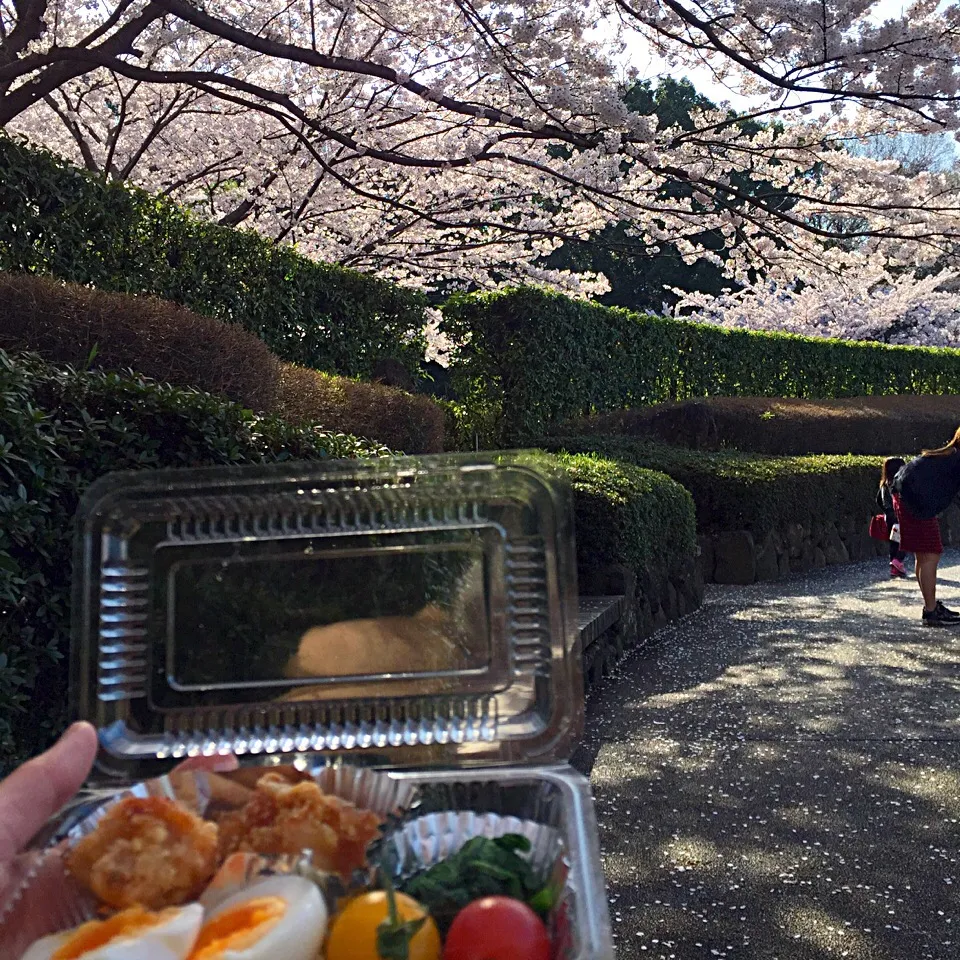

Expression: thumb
xmin=0 ymin=723 xmax=98 ymax=862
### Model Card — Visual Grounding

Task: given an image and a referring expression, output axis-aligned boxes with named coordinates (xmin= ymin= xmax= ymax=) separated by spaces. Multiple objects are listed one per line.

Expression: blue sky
xmin=615 ymin=0 xmax=912 ymax=109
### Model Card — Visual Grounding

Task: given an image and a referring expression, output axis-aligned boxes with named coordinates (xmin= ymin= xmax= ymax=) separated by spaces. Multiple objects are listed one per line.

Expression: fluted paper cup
xmin=377 ymin=809 xmax=574 ymax=960
xmin=385 ymin=810 xmax=564 ymax=881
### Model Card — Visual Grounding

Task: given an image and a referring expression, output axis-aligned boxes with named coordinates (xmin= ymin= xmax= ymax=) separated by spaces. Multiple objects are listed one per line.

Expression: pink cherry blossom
xmin=1 ymin=0 xmax=959 ymax=326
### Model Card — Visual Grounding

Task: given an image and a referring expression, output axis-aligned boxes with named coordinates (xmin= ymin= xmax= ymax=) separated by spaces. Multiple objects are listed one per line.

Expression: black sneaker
xmin=922 ymin=605 xmax=960 ymax=627
xmin=937 ymin=600 xmax=960 ymax=620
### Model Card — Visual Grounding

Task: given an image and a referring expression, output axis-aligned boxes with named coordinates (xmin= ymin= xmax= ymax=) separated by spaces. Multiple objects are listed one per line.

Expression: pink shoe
xmin=891 ymin=559 xmax=908 ymax=578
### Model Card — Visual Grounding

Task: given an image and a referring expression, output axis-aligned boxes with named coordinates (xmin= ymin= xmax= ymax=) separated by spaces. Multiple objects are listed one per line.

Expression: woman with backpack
xmin=893 ymin=428 xmax=960 ymax=627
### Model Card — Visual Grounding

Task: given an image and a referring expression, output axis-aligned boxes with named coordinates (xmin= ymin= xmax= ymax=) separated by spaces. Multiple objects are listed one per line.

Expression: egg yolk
xmin=188 ymin=897 xmax=287 ymax=959
xmin=52 ymin=907 xmax=171 ymax=959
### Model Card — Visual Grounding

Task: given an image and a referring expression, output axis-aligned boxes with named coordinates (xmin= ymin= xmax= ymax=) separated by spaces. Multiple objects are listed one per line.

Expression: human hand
xmin=0 ymin=722 xmax=98 ymax=888
xmin=0 ymin=724 xmax=240 ymax=886
xmin=0 ymin=725 xmax=240 ymax=954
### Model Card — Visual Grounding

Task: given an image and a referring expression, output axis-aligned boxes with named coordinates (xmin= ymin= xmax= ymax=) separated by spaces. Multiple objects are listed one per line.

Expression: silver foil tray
xmin=2 ymin=763 xmax=611 ymax=960
xmin=384 ymin=763 xmax=614 ymax=960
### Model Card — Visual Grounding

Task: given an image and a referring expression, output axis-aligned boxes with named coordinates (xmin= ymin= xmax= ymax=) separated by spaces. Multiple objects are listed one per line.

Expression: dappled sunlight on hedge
xmin=541 ymin=437 xmax=879 ymax=536
xmin=444 ymin=286 xmax=960 ymax=445
xmin=276 ymin=363 xmax=445 ymax=454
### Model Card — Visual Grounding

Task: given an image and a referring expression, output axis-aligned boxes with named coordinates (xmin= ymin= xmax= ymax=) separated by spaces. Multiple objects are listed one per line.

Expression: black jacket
xmin=893 ymin=451 xmax=960 ymax=519
xmin=876 ymin=484 xmax=895 ymax=514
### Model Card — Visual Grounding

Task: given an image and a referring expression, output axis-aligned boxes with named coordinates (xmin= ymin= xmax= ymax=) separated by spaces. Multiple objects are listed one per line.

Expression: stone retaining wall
xmin=579 ymin=560 xmax=704 ymax=692
xmin=576 ymin=503 xmax=960 ymax=695
xmin=699 ymin=504 xmax=960 ymax=585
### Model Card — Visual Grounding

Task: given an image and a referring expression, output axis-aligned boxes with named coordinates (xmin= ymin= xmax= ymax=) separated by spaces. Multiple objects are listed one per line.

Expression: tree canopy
xmin=2 ymin=1 xmax=960 ymax=297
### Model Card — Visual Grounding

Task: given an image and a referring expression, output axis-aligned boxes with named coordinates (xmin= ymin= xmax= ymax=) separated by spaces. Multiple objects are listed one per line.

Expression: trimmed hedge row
xmin=559 ymin=395 xmax=960 ymax=457
xmin=0 ymin=270 xmax=281 ymax=411
xmin=442 ymin=286 xmax=960 ymax=444
xmin=0 ymin=270 xmax=447 ymax=454
xmin=0 ymin=135 xmax=426 ymax=377
xmin=551 ymin=451 xmax=697 ymax=576
xmin=541 ymin=435 xmax=880 ymax=536
xmin=276 ymin=363 xmax=446 ymax=455
xmin=552 ymin=452 xmax=701 ymax=684
xmin=0 ymin=350 xmax=388 ymax=774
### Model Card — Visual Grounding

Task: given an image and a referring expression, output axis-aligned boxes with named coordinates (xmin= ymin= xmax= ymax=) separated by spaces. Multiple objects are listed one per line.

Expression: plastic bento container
xmin=6 ymin=452 xmax=614 ymax=960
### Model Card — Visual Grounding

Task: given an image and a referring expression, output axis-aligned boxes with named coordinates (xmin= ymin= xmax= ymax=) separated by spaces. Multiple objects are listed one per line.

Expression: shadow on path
xmin=580 ymin=552 xmax=960 ymax=960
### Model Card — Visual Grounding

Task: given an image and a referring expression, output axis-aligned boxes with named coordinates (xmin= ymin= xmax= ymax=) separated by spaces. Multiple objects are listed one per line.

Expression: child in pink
xmin=878 ymin=457 xmax=908 ymax=579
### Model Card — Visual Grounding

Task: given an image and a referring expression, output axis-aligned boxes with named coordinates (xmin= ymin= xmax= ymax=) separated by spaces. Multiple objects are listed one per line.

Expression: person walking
xmin=893 ymin=428 xmax=960 ymax=627
xmin=878 ymin=457 xmax=909 ymax=579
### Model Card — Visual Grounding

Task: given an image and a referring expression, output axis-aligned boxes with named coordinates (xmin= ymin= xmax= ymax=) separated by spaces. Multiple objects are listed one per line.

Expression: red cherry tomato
xmin=442 ymin=896 xmax=552 ymax=960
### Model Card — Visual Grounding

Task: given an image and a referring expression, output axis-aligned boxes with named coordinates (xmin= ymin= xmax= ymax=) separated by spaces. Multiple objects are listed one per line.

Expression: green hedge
xmin=551 ymin=452 xmax=697 ymax=575
xmin=0 ymin=135 xmax=426 ymax=377
xmin=276 ymin=364 xmax=446 ymax=454
xmin=442 ymin=286 xmax=960 ymax=444
xmin=0 ymin=350 xmax=388 ymax=774
xmin=542 ymin=436 xmax=880 ymax=535
xmin=0 ymin=268 xmax=448 ymax=455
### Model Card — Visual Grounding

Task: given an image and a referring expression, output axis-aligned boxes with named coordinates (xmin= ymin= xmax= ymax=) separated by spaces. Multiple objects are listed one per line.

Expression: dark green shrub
xmin=550 ymin=452 xmax=697 ymax=575
xmin=542 ymin=436 xmax=880 ymax=535
xmin=276 ymin=363 xmax=446 ymax=454
xmin=443 ymin=286 xmax=960 ymax=444
xmin=563 ymin=395 xmax=960 ymax=457
xmin=0 ymin=269 xmax=446 ymax=454
xmin=0 ymin=135 xmax=426 ymax=377
xmin=435 ymin=396 xmax=502 ymax=452
xmin=0 ymin=350 xmax=386 ymax=773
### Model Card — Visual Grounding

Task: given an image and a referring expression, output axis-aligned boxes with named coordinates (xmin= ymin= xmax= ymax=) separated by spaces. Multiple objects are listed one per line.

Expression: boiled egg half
xmin=22 ymin=903 xmax=204 ymax=960
xmin=187 ymin=875 xmax=328 ymax=960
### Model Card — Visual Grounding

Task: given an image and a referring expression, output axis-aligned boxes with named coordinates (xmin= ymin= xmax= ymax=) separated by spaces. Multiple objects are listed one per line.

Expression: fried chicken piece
xmin=66 ymin=795 xmax=219 ymax=910
xmin=215 ymin=772 xmax=382 ymax=877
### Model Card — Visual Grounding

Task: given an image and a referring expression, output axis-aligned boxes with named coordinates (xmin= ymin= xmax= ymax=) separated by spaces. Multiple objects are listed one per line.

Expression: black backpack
xmin=893 ymin=454 xmax=960 ymax=520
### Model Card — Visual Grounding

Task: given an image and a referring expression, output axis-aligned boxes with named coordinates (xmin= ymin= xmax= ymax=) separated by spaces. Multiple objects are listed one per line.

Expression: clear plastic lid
xmin=72 ymin=453 xmax=581 ymax=779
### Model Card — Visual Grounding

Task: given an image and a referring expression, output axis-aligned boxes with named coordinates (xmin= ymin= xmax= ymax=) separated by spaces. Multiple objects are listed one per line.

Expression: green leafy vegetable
xmin=399 ymin=834 xmax=552 ymax=936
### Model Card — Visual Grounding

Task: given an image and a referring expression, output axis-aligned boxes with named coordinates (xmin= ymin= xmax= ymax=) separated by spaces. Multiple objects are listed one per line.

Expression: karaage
xmin=216 ymin=772 xmax=382 ymax=877
xmin=66 ymin=795 xmax=219 ymax=910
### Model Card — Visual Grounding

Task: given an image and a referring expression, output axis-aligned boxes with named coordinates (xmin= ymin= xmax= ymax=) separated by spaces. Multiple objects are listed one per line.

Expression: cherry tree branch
xmin=0 ymin=3 xmax=165 ymax=123
xmin=613 ymin=0 xmax=960 ymax=121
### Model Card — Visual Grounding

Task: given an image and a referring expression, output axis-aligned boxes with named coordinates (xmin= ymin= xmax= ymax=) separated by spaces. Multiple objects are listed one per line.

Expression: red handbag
xmin=869 ymin=514 xmax=889 ymax=540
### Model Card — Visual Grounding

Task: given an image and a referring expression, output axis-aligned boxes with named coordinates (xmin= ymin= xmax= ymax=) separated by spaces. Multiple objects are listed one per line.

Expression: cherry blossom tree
xmin=2 ymin=0 xmax=960 ymax=298
xmin=673 ymin=270 xmax=960 ymax=349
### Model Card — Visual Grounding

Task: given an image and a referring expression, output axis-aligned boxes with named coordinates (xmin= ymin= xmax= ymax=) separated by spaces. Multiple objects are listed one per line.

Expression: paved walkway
xmin=575 ymin=551 xmax=960 ymax=960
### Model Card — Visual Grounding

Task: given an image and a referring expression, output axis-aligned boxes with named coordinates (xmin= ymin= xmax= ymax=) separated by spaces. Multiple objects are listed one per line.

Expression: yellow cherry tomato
xmin=326 ymin=890 xmax=441 ymax=960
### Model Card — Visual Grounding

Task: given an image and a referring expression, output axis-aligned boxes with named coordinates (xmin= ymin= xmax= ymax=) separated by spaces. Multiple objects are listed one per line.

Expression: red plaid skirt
xmin=893 ymin=494 xmax=943 ymax=555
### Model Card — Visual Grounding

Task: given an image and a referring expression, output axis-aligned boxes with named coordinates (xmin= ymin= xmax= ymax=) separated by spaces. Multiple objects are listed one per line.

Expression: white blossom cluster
xmin=3 ymin=0 xmax=960 ymax=311
xmin=422 ymin=308 xmax=455 ymax=367
xmin=675 ymin=271 xmax=960 ymax=349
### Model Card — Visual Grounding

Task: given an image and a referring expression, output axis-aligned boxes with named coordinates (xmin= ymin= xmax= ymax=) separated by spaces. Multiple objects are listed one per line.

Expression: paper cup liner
xmin=0 ymin=763 xmax=415 ymax=959
xmin=0 ymin=844 xmax=97 ymax=960
xmin=384 ymin=810 xmax=565 ymax=881
xmin=377 ymin=809 xmax=574 ymax=960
